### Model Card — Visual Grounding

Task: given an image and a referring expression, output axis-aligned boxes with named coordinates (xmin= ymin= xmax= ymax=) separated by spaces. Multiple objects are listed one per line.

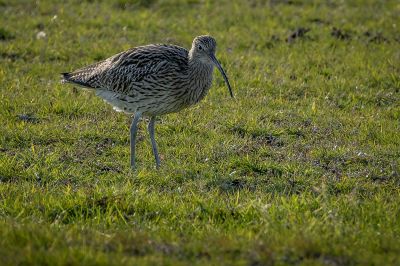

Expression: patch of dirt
xmin=0 ymin=28 xmax=14 ymax=41
xmin=95 ymin=137 xmax=116 ymax=154
xmin=17 ymin=114 xmax=40 ymax=124
xmin=331 ymin=27 xmax=351 ymax=40
xmin=269 ymin=0 xmax=302 ymax=6
xmin=228 ymin=125 xmax=284 ymax=148
xmin=364 ymin=31 xmax=389 ymax=43
xmin=0 ymin=175 xmax=20 ymax=183
xmin=286 ymin=27 xmax=310 ymax=43
xmin=114 ymin=0 xmax=157 ymax=10
xmin=308 ymin=18 xmax=330 ymax=25
xmin=219 ymin=178 xmax=247 ymax=192
xmin=255 ymin=134 xmax=284 ymax=147
xmin=93 ymin=162 xmax=123 ymax=173
xmin=92 ymin=195 xmax=122 ymax=208
xmin=0 ymin=52 xmax=24 ymax=61
xmin=265 ymin=35 xmax=281 ymax=49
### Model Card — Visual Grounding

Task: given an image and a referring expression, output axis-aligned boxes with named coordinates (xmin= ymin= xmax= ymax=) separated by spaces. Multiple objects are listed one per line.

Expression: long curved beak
xmin=209 ymin=53 xmax=234 ymax=98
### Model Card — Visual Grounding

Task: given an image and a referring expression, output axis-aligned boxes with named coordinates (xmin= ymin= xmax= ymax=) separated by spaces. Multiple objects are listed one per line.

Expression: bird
xmin=61 ymin=35 xmax=233 ymax=169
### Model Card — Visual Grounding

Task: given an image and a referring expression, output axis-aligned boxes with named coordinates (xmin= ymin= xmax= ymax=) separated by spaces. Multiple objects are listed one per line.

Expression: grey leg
xmin=130 ymin=112 xmax=142 ymax=169
xmin=148 ymin=116 xmax=161 ymax=168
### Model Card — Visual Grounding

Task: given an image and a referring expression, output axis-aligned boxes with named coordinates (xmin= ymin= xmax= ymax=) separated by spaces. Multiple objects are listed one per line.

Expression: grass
xmin=0 ymin=0 xmax=399 ymax=265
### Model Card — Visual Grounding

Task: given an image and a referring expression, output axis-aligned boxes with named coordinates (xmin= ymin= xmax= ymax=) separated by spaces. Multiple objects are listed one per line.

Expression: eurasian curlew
xmin=61 ymin=35 xmax=233 ymax=169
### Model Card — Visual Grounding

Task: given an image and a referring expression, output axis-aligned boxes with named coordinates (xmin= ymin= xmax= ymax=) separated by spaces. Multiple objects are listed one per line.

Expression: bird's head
xmin=190 ymin=35 xmax=234 ymax=98
xmin=191 ymin=35 xmax=217 ymax=63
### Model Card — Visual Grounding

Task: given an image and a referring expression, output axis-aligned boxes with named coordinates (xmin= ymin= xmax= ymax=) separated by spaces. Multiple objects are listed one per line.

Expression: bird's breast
xmin=187 ymin=65 xmax=214 ymax=105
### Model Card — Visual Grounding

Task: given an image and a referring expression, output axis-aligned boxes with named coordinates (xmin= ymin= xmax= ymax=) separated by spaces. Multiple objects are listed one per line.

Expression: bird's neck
xmin=187 ymin=56 xmax=214 ymax=104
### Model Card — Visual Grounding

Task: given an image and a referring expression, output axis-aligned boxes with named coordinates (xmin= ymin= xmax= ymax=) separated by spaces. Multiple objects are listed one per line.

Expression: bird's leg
xmin=130 ymin=112 xmax=142 ymax=169
xmin=148 ymin=116 xmax=161 ymax=169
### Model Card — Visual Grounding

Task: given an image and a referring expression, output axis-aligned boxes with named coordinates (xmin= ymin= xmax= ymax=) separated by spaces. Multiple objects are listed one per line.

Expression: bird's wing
xmin=61 ymin=44 xmax=189 ymax=95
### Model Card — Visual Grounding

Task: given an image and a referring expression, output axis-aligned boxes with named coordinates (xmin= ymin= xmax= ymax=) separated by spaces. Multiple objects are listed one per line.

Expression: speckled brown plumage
xmin=61 ymin=35 xmax=233 ymax=169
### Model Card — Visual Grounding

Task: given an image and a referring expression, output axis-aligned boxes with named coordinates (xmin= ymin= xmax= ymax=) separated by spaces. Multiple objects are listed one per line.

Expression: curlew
xmin=61 ymin=35 xmax=233 ymax=169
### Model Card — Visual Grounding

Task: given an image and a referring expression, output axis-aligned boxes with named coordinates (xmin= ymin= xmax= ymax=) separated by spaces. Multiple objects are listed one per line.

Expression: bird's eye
xmin=198 ymin=45 xmax=203 ymax=50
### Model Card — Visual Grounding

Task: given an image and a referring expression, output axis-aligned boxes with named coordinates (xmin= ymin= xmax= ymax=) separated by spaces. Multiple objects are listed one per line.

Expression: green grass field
xmin=1 ymin=0 xmax=399 ymax=265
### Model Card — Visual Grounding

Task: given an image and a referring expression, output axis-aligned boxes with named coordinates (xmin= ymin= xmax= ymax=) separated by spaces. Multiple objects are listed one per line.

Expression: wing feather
xmin=61 ymin=45 xmax=189 ymax=94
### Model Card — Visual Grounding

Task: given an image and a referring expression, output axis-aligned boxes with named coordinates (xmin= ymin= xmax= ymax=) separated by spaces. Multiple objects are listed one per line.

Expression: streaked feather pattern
xmin=62 ymin=41 xmax=216 ymax=115
xmin=61 ymin=35 xmax=233 ymax=168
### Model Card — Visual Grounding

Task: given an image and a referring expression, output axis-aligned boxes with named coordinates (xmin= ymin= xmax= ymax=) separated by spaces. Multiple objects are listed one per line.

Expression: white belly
xmin=95 ymin=89 xmax=189 ymax=116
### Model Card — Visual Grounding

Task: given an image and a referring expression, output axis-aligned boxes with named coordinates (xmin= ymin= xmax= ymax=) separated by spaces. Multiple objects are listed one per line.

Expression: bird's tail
xmin=60 ymin=70 xmax=96 ymax=88
xmin=61 ymin=72 xmax=72 ymax=84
